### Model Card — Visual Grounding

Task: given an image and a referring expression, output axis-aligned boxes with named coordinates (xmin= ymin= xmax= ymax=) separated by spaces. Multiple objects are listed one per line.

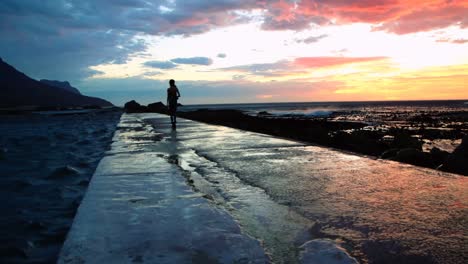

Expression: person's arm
xmin=166 ymin=90 xmax=169 ymax=106
xmin=176 ymin=88 xmax=180 ymax=98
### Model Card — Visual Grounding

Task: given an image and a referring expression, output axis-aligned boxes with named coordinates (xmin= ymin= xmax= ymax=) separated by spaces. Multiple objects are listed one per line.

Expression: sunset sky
xmin=1 ymin=0 xmax=467 ymax=105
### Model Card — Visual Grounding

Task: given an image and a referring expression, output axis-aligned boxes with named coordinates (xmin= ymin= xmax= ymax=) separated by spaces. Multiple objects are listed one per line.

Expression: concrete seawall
xmin=59 ymin=113 xmax=467 ymax=264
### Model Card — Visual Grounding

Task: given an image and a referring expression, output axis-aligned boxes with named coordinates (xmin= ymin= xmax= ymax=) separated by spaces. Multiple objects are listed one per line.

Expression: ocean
xmin=180 ymin=100 xmax=468 ymax=119
xmin=0 ymin=109 xmax=122 ymax=263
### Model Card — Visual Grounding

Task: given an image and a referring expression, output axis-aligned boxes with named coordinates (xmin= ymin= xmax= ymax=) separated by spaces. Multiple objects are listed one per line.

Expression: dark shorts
xmin=168 ymin=99 xmax=177 ymax=113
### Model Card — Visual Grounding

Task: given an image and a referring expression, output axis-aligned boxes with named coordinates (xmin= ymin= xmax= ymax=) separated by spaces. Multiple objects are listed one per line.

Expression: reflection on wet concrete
xmin=59 ymin=114 xmax=269 ymax=264
xmin=141 ymin=114 xmax=467 ymax=264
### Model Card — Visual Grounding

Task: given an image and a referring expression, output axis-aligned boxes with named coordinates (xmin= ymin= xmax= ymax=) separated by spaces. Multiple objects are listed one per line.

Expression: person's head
xmin=169 ymin=79 xmax=175 ymax=86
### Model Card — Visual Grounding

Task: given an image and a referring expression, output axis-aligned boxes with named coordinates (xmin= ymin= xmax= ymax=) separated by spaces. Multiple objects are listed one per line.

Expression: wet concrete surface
xmin=58 ymin=115 xmax=269 ymax=264
xmin=60 ymin=113 xmax=467 ymax=264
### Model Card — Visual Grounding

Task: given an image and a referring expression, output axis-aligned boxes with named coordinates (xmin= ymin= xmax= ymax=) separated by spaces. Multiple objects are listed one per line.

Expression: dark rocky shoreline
xmin=177 ymin=109 xmax=468 ymax=176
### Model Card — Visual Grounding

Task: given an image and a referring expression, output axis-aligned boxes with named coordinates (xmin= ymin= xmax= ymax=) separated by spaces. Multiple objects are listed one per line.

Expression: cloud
xmin=1 ymin=0 xmax=465 ymax=85
xmin=232 ymin=75 xmax=246 ymax=80
xmin=0 ymin=0 xmax=258 ymax=81
xmin=372 ymin=4 xmax=468 ymax=34
xmin=143 ymin=60 xmax=178 ymax=69
xmin=296 ymin=34 xmax=328 ymax=44
xmin=436 ymin=38 xmax=468 ymax=44
xmin=450 ymin=39 xmax=468 ymax=44
xmin=294 ymin=0 xmax=468 ymax=34
xmin=221 ymin=60 xmax=292 ymax=73
xmin=171 ymin=57 xmax=213 ymax=65
xmin=294 ymin=57 xmax=388 ymax=68
xmin=220 ymin=56 xmax=388 ymax=76
xmin=143 ymin=71 xmax=163 ymax=77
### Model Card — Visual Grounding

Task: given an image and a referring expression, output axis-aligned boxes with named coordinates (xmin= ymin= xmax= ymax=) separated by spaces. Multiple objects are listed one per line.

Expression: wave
xmin=48 ymin=165 xmax=81 ymax=179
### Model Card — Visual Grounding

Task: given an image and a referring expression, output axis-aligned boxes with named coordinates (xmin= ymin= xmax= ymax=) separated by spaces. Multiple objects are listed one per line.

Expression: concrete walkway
xmin=59 ymin=113 xmax=467 ymax=264
xmin=58 ymin=114 xmax=270 ymax=264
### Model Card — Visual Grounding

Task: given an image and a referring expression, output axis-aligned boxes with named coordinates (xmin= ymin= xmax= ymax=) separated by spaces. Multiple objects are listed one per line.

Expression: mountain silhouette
xmin=40 ymin=79 xmax=81 ymax=95
xmin=0 ymin=58 xmax=112 ymax=108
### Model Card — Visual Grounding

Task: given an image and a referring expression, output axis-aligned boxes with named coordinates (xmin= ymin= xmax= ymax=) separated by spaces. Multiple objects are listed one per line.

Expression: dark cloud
xmin=0 ymin=0 xmax=258 ymax=81
xmin=0 ymin=0 xmax=151 ymax=81
xmin=221 ymin=60 xmax=292 ymax=73
xmin=219 ymin=60 xmax=301 ymax=77
xmin=171 ymin=57 xmax=213 ymax=65
xmin=143 ymin=60 xmax=178 ymax=69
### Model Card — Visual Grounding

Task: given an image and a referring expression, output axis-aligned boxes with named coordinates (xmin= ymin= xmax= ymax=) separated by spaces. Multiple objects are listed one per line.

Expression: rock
xmin=392 ymin=131 xmax=422 ymax=150
xmin=257 ymin=111 xmax=272 ymax=117
xmin=381 ymin=135 xmax=394 ymax=142
xmin=440 ymin=135 xmax=468 ymax=176
xmin=124 ymin=100 xmax=147 ymax=113
xmin=392 ymin=148 xmax=435 ymax=168
xmin=429 ymin=147 xmax=449 ymax=165
xmin=299 ymin=239 xmax=358 ymax=264
xmin=454 ymin=134 xmax=468 ymax=154
xmin=147 ymin=101 xmax=168 ymax=113
xmin=380 ymin=148 xmax=399 ymax=159
xmin=331 ymin=130 xmax=387 ymax=156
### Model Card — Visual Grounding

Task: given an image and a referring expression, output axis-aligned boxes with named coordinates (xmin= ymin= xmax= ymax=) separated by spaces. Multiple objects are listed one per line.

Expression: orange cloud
xmin=436 ymin=38 xmax=468 ymax=44
xmin=294 ymin=57 xmax=388 ymax=68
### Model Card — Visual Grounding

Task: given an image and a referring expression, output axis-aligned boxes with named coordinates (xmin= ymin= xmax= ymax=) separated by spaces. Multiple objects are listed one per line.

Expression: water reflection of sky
xmin=138 ymin=114 xmax=468 ymax=263
xmin=176 ymin=126 xmax=468 ymax=263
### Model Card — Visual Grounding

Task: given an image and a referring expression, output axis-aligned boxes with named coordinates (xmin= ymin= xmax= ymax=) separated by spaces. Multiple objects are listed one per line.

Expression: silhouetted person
xmin=167 ymin=79 xmax=180 ymax=127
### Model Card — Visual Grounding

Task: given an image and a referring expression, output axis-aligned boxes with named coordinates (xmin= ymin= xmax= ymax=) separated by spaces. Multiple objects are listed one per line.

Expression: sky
xmin=1 ymin=0 xmax=467 ymax=105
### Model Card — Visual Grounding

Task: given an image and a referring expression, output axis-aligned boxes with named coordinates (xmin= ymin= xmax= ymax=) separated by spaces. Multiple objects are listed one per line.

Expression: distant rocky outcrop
xmin=40 ymin=80 xmax=81 ymax=94
xmin=0 ymin=58 xmax=113 ymax=108
xmin=147 ymin=102 xmax=168 ymax=113
xmin=123 ymin=100 xmax=169 ymax=114
xmin=123 ymin=100 xmax=147 ymax=113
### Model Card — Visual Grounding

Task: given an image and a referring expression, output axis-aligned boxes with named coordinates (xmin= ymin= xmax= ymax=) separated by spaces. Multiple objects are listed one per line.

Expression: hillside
xmin=40 ymin=79 xmax=81 ymax=95
xmin=0 ymin=58 xmax=112 ymax=108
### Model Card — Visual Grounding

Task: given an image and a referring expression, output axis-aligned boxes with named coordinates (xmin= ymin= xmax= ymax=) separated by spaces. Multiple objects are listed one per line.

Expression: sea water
xmin=180 ymin=100 xmax=468 ymax=119
xmin=0 ymin=109 xmax=121 ymax=263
